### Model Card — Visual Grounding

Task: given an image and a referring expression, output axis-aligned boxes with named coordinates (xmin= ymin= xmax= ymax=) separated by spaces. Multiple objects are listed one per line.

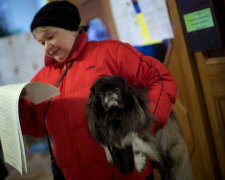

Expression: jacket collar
xmin=44 ymin=30 xmax=88 ymax=66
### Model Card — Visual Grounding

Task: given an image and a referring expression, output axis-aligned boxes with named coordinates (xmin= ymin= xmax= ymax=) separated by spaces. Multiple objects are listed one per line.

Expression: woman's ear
xmin=73 ymin=30 xmax=78 ymax=37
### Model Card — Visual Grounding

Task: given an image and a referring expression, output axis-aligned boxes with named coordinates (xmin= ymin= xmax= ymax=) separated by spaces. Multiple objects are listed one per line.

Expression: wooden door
xmin=166 ymin=0 xmax=224 ymax=179
xmin=194 ymin=2 xmax=225 ymax=179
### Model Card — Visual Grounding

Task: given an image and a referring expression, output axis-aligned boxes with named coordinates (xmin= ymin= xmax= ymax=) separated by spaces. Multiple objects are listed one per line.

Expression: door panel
xmin=195 ymin=51 xmax=225 ymax=179
xmin=172 ymin=99 xmax=195 ymax=156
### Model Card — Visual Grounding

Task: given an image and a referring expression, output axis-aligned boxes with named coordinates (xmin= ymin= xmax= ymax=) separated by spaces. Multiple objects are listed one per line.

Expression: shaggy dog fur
xmin=87 ymin=76 xmax=192 ymax=180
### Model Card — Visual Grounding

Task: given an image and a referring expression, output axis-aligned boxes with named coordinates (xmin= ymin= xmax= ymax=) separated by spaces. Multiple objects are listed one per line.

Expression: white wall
xmin=0 ymin=33 xmax=44 ymax=85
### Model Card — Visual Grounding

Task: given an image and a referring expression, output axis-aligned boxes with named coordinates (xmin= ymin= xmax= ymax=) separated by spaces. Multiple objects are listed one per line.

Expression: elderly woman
xmin=19 ymin=1 xmax=177 ymax=180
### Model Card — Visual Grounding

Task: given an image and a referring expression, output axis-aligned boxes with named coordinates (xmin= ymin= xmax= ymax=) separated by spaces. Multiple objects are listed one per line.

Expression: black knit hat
xmin=30 ymin=1 xmax=81 ymax=32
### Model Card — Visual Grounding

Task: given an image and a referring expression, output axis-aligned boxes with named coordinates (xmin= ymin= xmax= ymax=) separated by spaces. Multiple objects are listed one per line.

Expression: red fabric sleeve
xmin=139 ymin=55 xmax=178 ymax=130
xmin=115 ymin=42 xmax=178 ymax=130
xmin=19 ymin=99 xmax=46 ymax=137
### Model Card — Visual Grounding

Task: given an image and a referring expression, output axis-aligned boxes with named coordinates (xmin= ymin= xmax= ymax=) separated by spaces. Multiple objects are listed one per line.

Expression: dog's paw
xmin=134 ymin=152 xmax=147 ymax=172
xmin=104 ymin=146 xmax=113 ymax=164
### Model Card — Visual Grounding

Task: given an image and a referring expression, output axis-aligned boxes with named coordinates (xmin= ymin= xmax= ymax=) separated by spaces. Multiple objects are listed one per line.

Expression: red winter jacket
xmin=19 ymin=31 xmax=177 ymax=180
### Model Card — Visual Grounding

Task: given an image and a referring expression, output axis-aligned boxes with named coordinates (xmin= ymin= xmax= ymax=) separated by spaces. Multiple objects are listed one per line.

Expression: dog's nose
xmin=106 ymin=90 xmax=113 ymax=95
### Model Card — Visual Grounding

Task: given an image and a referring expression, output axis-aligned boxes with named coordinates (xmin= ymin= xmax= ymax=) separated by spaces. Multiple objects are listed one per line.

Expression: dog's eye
xmin=114 ymin=87 xmax=120 ymax=92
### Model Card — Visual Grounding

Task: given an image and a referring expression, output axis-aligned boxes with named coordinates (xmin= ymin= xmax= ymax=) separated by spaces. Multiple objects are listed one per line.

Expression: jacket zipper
xmin=60 ymin=62 xmax=85 ymax=177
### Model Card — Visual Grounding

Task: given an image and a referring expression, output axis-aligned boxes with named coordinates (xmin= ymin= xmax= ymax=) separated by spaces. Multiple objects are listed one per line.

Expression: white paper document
xmin=0 ymin=82 xmax=60 ymax=175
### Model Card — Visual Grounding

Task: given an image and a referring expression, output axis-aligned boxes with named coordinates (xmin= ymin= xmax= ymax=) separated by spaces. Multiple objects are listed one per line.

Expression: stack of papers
xmin=0 ymin=82 xmax=60 ymax=175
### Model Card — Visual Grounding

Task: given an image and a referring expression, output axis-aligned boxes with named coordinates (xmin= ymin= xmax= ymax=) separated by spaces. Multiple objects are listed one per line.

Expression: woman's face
xmin=35 ymin=26 xmax=77 ymax=63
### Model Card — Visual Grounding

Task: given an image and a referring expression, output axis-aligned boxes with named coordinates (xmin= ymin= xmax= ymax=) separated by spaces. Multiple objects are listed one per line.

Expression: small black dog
xmin=87 ymin=76 xmax=192 ymax=180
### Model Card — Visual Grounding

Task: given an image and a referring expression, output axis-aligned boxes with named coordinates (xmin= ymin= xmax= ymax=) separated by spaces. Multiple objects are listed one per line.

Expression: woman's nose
xmin=44 ymin=42 xmax=52 ymax=55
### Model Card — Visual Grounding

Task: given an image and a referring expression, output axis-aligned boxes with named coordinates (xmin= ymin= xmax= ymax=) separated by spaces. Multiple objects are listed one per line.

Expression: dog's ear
xmin=87 ymin=90 xmax=103 ymax=143
xmin=88 ymin=89 xmax=97 ymax=106
xmin=117 ymin=76 xmax=127 ymax=88
xmin=90 ymin=84 xmax=96 ymax=96
xmin=87 ymin=106 xmax=99 ymax=138
xmin=123 ymin=81 xmax=135 ymax=97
